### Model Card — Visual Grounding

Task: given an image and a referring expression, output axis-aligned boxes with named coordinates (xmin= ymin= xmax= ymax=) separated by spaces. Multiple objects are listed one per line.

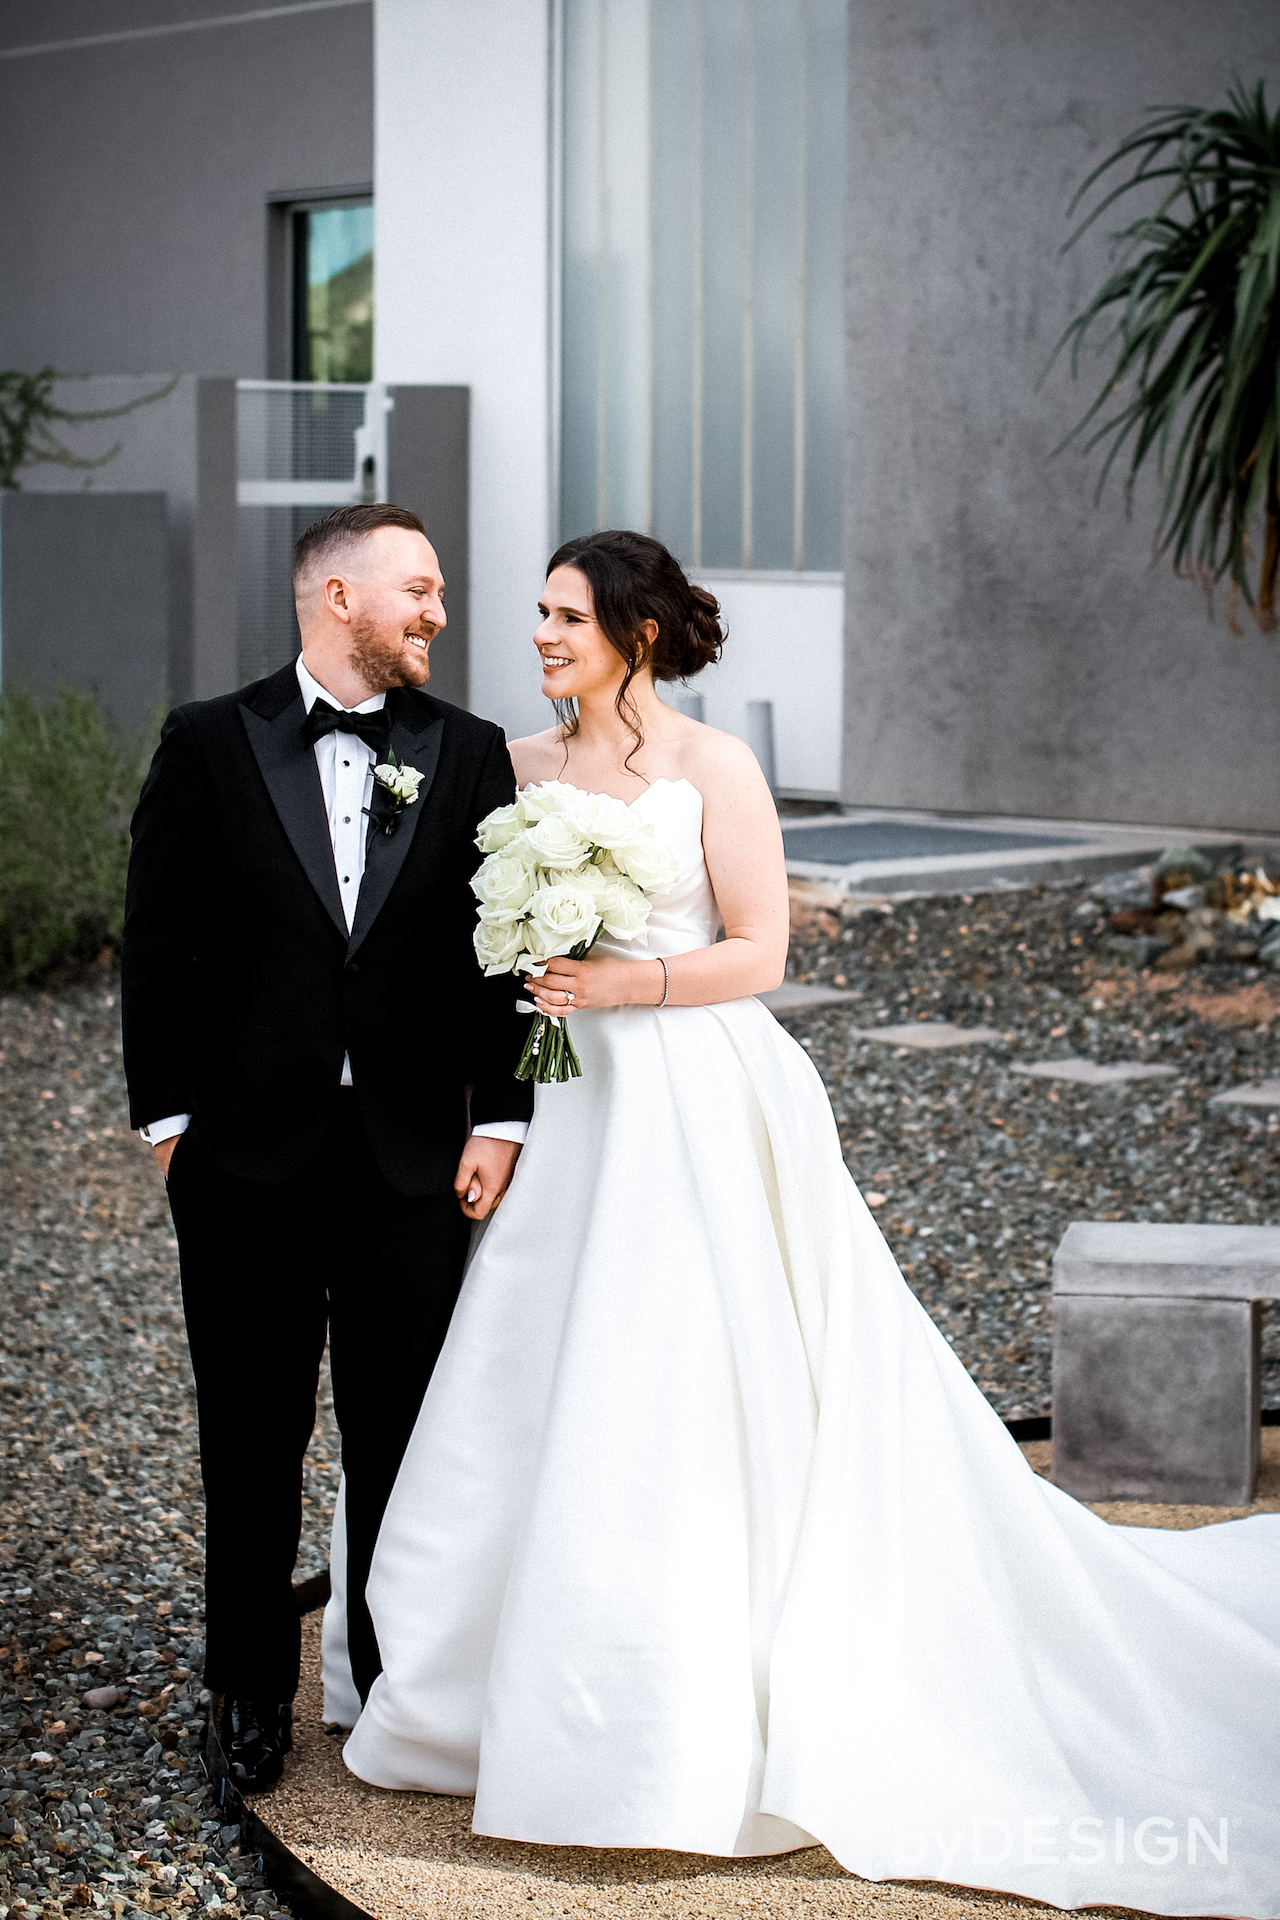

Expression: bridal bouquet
xmin=472 ymin=782 xmax=679 ymax=1082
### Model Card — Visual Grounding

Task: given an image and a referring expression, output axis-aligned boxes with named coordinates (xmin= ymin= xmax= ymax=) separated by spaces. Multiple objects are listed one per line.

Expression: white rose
xmin=475 ymin=800 xmax=524 ymax=852
xmin=473 ymin=909 xmax=527 ymax=975
xmin=470 ymin=852 xmax=536 ymax=918
xmin=565 ymin=789 xmax=636 ymax=851
xmin=375 ymin=762 xmax=424 ymax=804
xmin=595 ymin=874 xmax=652 ymax=942
xmin=518 ymin=780 xmax=577 ymax=824
xmin=524 ymin=811 xmax=593 ymax=870
xmin=523 ymin=879 xmax=601 ymax=958
xmin=612 ymin=824 xmax=679 ymax=893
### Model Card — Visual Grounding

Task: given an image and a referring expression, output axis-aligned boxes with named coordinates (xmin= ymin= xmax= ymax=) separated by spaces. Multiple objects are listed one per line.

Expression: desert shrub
xmin=0 ymin=687 xmax=154 ymax=990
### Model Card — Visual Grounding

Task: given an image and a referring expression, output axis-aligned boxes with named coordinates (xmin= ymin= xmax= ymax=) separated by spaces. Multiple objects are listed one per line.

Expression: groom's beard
xmin=350 ymin=613 xmax=434 ymax=691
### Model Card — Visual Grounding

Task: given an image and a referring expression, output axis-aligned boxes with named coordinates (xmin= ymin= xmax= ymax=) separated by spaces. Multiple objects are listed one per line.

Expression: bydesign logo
xmin=890 ymin=1816 xmax=1232 ymax=1869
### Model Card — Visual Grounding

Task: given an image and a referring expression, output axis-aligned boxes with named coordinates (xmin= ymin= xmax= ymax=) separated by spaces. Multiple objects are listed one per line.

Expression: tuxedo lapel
xmin=346 ymin=703 xmax=444 ymax=961
xmin=240 ymin=689 xmax=348 ymax=941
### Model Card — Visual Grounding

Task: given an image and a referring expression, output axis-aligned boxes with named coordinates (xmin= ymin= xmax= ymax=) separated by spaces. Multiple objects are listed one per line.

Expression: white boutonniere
xmin=366 ymin=747 xmax=424 ymax=836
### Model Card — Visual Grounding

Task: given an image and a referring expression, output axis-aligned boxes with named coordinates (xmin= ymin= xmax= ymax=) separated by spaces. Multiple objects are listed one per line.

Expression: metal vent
xmin=235 ymin=380 xmax=389 ymax=685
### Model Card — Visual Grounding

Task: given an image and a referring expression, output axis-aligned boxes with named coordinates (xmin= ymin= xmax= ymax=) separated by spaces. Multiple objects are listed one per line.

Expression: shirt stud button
xmin=343 ymin=815 xmax=351 ymax=823
xmin=343 ymin=875 xmax=350 ymax=883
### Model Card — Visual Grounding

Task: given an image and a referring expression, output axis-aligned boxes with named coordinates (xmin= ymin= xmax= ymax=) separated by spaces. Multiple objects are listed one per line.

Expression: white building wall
xmin=689 ymin=575 xmax=844 ymax=798
xmin=373 ymin=0 xmax=554 ymax=742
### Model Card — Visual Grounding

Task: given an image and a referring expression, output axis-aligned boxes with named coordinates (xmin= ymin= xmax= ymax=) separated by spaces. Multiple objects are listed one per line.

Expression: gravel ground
xmin=0 ymin=874 xmax=1275 ymax=1917
xmin=0 ymin=985 xmax=341 ymax=1920
xmin=786 ymin=874 xmax=1280 ymax=1418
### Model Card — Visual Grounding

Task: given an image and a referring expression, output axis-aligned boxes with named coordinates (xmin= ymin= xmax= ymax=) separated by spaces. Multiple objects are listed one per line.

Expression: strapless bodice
xmin=584 ymin=778 xmax=721 ymax=961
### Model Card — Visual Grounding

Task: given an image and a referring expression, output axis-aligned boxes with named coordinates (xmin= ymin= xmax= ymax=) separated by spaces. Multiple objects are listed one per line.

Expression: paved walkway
xmin=780 ymin=806 xmax=1271 ymax=898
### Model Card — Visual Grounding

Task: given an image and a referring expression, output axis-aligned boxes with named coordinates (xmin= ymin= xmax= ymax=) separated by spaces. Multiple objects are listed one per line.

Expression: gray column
xmin=193 ymin=378 xmax=238 ymax=702
xmin=387 ymin=387 xmax=470 ymax=712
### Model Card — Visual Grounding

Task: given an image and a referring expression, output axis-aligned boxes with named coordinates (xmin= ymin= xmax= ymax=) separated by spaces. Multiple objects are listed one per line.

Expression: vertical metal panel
xmin=561 ymin=0 xmax=843 ymax=571
xmin=690 ymin=0 xmax=705 ymax=568
xmin=741 ymin=0 xmax=755 ymax=571
xmin=643 ymin=0 xmax=654 ymax=534
xmin=594 ymin=0 xmax=609 ymax=530
xmin=792 ymin=0 xmax=807 ymax=572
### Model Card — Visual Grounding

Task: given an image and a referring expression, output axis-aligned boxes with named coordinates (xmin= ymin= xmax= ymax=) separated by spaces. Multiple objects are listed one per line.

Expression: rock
xmin=1154 ymin=943 xmax=1202 ymax=971
xmin=1260 ymin=930 xmax=1280 ymax=971
xmin=1154 ymin=845 xmax=1214 ymax=886
xmin=1101 ymin=934 xmax=1165 ymax=968
xmin=1153 ymin=917 xmax=1219 ymax=970
xmin=1089 ymin=865 xmax=1154 ymax=909
xmin=81 ymin=1690 xmax=119 ymax=1712
xmin=1161 ymin=884 xmax=1205 ymax=910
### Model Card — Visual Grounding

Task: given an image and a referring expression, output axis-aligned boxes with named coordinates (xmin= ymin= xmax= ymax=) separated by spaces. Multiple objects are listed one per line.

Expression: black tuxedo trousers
xmin=166 ymin=1093 xmax=470 ymax=1704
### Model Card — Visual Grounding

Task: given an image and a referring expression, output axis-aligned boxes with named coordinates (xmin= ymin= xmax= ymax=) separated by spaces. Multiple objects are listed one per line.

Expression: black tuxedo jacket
xmin=121 ymin=663 xmax=533 ymax=1196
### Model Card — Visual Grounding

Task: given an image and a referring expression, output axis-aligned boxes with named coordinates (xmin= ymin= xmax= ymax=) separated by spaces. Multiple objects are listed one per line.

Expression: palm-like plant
xmin=1052 ymin=80 xmax=1280 ymax=631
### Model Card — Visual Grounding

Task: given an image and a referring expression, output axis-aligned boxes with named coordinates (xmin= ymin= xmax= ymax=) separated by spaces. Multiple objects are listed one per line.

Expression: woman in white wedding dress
xmin=325 ymin=531 xmax=1280 ymax=1919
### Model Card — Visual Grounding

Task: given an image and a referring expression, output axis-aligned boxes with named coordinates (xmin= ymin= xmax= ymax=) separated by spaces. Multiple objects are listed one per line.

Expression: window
xmin=292 ymin=200 xmax=374 ymax=384
xmin=560 ymin=0 xmax=846 ymax=571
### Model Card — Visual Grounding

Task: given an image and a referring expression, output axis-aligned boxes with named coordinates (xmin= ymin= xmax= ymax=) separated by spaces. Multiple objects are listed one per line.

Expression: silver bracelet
xmin=656 ymin=957 xmax=670 ymax=1009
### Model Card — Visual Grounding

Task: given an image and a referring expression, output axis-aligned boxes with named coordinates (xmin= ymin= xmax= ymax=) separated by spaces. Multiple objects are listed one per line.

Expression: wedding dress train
xmin=325 ymin=778 xmax=1280 ymax=1918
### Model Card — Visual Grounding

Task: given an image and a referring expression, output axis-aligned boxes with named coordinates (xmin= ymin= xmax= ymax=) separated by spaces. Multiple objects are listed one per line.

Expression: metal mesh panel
xmin=239 ymin=385 xmax=368 ymax=483
xmin=235 ymin=383 xmax=373 ymax=685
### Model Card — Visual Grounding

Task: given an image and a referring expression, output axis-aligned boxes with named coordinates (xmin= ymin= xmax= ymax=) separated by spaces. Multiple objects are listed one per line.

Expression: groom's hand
xmin=454 ymin=1136 xmax=521 ymax=1221
xmin=152 ymin=1137 xmax=180 ymax=1179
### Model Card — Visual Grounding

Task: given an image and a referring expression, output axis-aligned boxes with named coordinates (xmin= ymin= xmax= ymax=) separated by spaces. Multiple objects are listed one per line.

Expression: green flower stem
xmin=514 ymin=1010 xmax=583 ymax=1083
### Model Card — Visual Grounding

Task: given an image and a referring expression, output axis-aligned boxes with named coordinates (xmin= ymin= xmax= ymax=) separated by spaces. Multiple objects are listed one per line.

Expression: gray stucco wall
xmin=843 ymin=0 xmax=1280 ymax=831
xmin=0 ymin=0 xmax=371 ymax=378
xmin=1 ymin=493 xmax=169 ymax=734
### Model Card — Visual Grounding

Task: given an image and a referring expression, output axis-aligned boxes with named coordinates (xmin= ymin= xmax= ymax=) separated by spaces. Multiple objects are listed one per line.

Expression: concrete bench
xmin=1051 ymin=1222 xmax=1280 ymax=1506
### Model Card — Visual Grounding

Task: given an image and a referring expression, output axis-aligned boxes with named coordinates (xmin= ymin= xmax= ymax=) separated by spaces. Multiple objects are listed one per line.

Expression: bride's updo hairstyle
xmin=546 ymin=529 xmax=725 ymax=753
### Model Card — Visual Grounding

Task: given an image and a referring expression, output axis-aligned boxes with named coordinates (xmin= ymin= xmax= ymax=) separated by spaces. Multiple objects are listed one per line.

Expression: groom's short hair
xmin=293 ymin=503 xmax=428 ymax=584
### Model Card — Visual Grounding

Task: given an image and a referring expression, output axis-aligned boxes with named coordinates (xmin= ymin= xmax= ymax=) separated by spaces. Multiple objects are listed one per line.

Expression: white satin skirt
xmin=323 ymin=992 xmax=1280 ymax=1918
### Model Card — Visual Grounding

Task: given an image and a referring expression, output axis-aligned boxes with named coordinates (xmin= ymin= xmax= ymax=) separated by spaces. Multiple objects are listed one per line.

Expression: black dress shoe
xmin=218 ymin=1697 xmax=292 ymax=1793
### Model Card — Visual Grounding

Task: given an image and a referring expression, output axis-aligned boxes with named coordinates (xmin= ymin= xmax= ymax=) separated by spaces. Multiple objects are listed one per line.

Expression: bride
xmin=324 ymin=530 xmax=1280 ymax=1919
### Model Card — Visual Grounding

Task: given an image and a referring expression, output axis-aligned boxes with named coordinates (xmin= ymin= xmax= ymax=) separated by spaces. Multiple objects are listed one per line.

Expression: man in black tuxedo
xmin=122 ymin=503 xmax=532 ymax=1790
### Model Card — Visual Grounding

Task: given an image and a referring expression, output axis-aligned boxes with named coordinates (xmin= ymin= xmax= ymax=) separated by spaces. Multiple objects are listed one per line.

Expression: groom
xmin=121 ymin=503 xmax=533 ymax=1791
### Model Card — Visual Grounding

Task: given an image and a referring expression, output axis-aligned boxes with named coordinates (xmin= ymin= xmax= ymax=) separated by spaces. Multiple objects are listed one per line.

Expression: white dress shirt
xmin=140 ymin=655 xmax=527 ymax=1148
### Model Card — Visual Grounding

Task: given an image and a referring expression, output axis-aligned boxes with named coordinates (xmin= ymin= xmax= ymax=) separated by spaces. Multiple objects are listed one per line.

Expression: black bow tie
xmin=301 ymin=699 xmax=391 ymax=757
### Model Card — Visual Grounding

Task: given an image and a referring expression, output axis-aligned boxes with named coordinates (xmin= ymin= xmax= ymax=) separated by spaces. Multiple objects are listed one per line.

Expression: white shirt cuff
xmin=471 ymin=1121 xmax=529 ymax=1146
xmin=139 ymin=1114 xmax=191 ymax=1146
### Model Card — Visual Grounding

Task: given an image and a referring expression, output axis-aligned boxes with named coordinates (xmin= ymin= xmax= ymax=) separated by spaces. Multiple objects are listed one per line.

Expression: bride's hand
xmin=529 ymin=952 xmax=664 ymax=1014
